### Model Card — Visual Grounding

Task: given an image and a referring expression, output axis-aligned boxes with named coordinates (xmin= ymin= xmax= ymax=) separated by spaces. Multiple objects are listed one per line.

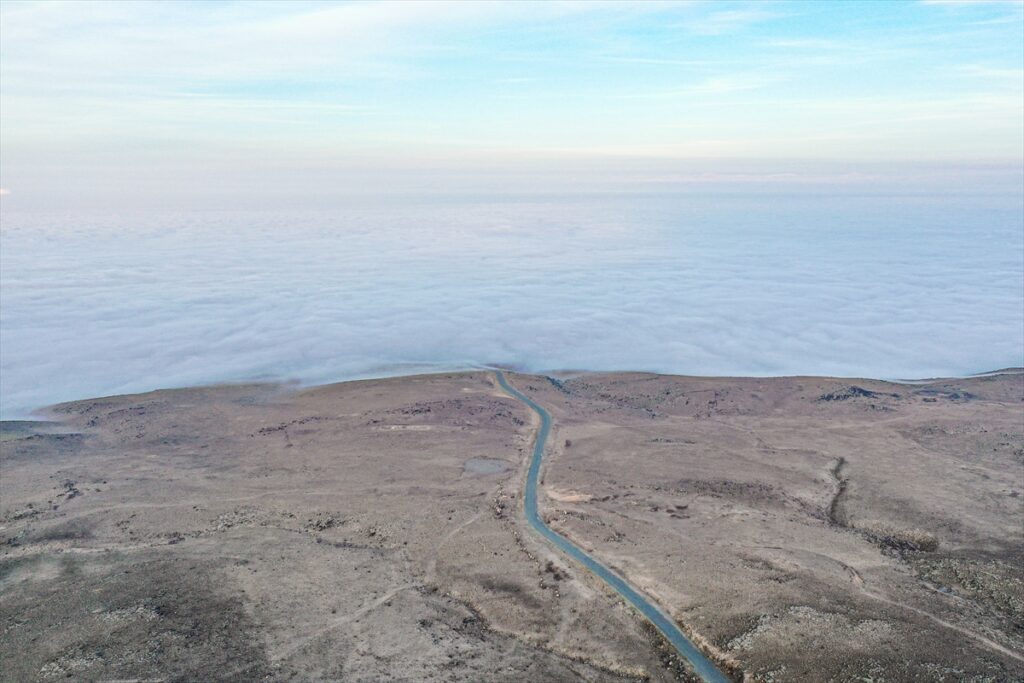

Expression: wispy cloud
xmin=765 ymin=38 xmax=846 ymax=50
xmin=607 ymin=72 xmax=783 ymax=100
xmin=954 ymin=64 xmax=1024 ymax=80
xmin=682 ymin=9 xmax=784 ymax=35
xmin=689 ymin=73 xmax=781 ymax=94
xmin=921 ymin=0 xmax=1022 ymax=5
xmin=0 ymin=0 xmax=1021 ymax=202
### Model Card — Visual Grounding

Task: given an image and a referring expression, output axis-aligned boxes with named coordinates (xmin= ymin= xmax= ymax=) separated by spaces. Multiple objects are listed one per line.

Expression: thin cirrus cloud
xmin=0 ymin=1 xmax=1021 ymax=193
xmin=681 ymin=9 xmax=785 ymax=36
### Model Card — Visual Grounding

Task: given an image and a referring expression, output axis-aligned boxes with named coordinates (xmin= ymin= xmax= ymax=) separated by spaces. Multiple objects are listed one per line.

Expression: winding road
xmin=494 ymin=371 xmax=731 ymax=683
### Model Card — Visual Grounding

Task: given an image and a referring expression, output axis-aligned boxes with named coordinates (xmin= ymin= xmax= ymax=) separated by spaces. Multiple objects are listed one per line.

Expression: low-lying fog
xmin=2 ymin=191 xmax=1021 ymax=418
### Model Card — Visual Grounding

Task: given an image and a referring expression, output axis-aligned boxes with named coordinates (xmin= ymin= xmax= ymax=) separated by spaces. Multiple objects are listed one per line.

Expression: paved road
xmin=494 ymin=371 xmax=731 ymax=683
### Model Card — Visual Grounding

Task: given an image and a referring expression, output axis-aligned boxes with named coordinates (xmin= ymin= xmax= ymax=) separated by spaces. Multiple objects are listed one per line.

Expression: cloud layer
xmin=2 ymin=187 xmax=1021 ymax=418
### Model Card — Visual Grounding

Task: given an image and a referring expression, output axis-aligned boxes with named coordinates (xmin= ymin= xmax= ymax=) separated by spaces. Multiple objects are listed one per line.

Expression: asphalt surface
xmin=494 ymin=371 xmax=730 ymax=683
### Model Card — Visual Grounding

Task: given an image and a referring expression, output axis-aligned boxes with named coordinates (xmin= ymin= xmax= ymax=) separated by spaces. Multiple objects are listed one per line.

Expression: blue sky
xmin=1 ymin=0 xmax=1022 ymax=206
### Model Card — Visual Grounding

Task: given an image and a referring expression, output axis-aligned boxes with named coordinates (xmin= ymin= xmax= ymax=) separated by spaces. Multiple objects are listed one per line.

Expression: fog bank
xmin=2 ymin=189 xmax=1021 ymax=418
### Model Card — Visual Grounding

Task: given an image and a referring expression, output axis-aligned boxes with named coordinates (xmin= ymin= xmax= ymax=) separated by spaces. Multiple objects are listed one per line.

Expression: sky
xmin=1 ymin=0 xmax=1023 ymax=207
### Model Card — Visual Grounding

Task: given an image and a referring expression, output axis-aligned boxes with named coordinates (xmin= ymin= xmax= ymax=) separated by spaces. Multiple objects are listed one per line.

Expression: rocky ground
xmin=524 ymin=370 xmax=1024 ymax=682
xmin=1 ymin=369 xmax=1021 ymax=682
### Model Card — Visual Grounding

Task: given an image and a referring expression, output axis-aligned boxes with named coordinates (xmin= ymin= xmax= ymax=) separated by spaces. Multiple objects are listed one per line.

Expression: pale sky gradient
xmin=1 ymin=0 xmax=1023 ymax=208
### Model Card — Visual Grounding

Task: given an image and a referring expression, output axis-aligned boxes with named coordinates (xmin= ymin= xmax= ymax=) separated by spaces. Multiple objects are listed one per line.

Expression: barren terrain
xmin=2 ymin=369 xmax=1022 ymax=682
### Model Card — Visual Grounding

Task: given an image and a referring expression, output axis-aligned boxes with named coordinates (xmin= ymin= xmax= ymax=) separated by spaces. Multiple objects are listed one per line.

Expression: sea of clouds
xmin=1 ymin=190 xmax=1022 ymax=418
